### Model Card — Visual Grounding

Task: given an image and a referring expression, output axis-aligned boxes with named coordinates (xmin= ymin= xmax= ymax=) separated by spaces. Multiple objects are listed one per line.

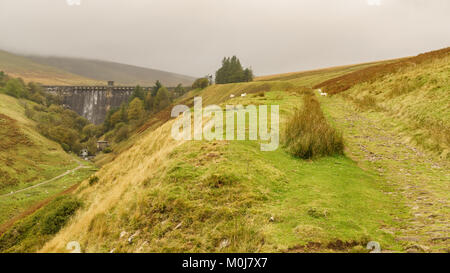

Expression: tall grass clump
xmin=283 ymin=93 xmax=344 ymax=159
xmin=352 ymin=94 xmax=379 ymax=110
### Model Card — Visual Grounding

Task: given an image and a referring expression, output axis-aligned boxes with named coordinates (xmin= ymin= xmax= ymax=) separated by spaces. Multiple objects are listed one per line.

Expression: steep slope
xmin=0 ymin=94 xmax=93 ymax=226
xmin=314 ymin=47 xmax=450 ymax=95
xmin=0 ymin=50 xmax=101 ymax=85
xmin=336 ymin=51 xmax=450 ymax=158
xmin=255 ymin=60 xmax=396 ymax=86
xmin=28 ymin=56 xmax=195 ymax=87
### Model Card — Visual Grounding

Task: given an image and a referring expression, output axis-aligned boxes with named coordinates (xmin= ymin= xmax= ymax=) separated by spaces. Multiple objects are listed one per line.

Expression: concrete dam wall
xmin=44 ymin=83 xmax=150 ymax=124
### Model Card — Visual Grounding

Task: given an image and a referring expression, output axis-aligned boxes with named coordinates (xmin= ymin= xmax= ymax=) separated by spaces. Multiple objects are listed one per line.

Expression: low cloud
xmin=0 ymin=0 xmax=449 ymax=76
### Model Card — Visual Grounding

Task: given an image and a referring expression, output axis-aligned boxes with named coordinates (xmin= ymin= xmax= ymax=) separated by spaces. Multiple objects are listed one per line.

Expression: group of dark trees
xmin=215 ymin=56 xmax=254 ymax=84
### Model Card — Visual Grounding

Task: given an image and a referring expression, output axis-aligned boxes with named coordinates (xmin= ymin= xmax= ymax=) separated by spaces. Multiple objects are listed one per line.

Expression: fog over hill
xmin=27 ymin=55 xmax=196 ymax=87
xmin=0 ymin=0 xmax=449 ymax=76
xmin=0 ymin=49 xmax=195 ymax=86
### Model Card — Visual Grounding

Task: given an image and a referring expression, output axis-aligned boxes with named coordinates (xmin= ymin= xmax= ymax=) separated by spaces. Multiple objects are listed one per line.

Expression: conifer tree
xmin=151 ymin=80 xmax=162 ymax=97
xmin=215 ymin=56 xmax=253 ymax=84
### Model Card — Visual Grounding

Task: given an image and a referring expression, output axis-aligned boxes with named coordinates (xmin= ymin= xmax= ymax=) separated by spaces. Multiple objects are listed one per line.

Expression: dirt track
xmin=323 ymin=97 xmax=450 ymax=252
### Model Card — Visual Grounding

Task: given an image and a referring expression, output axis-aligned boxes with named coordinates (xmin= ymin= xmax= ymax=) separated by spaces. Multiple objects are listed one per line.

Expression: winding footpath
xmin=323 ymin=97 xmax=450 ymax=252
xmin=0 ymin=159 xmax=87 ymax=198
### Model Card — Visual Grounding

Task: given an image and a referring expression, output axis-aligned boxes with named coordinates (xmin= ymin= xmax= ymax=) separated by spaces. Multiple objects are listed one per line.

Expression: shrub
xmin=24 ymin=104 xmax=34 ymax=119
xmin=204 ymin=173 xmax=238 ymax=188
xmin=82 ymin=124 xmax=99 ymax=139
xmin=127 ymin=98 xmax=145 ymax=121
xmin=41 ymin=197 xmax=81 ymax=235
xmin=104 ymin=131 xmax=115 ymax=142
xmin=386 ymin=77 xmax=419 ymax=98
xmin=0 ymin=196 xmax=81 ymax=252
xmin=89 ymin=175 xmax=100 ymax=186
xmin=30 ymin=92 xmax=46 ymax=105
xmin=255 ymin=91 xmax=265 ymax=97
xmin=153 ymin=87 xmax=171 ymax=112
xmin=86 ymin=137 xmax=97 ymax=155
xmin=115 ymin=125 xmax=129 ymax=143
xmin=286 ymin=86 xmax=312 ymax=95
xmin=61 ymin=143 xmax=70 ymax=152
xmin=246 ymin=83 xmax=272 ymax=94
xmin=307 ymin=207 xmax=328 ymax=218
xmin=192 ymin=78 xmax=210 ymax=89
xmin=351 ymin=94 xmax=382 ymax=111
xmin=72 ymin=141 xmax=82 ymax=155
xmin=4 ymin=78 xmax=28 ymax=98
xmin=283 ymin=93 xmax=344 ymax=159
xmin=0 ymin=170 xmax=19 ymax=189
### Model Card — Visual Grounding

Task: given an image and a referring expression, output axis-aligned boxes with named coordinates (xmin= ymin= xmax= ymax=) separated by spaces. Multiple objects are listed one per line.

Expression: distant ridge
xmin=28 ymin=55 xmax=195 ymax=87
xmin=0 ymin=49 xmax=195 ymax=86
xmin=0 ymin=49 xmax=101 ymax=86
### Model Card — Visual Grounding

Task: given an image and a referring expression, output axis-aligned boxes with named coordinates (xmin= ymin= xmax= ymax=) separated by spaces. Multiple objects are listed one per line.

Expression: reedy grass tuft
xmin=283 ymin=92 xmax=344 ymax=159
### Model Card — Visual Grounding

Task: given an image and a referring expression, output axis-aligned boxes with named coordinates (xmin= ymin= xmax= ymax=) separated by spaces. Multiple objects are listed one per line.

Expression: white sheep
xmin=230 ymin=94 xmax=235 ymax=98
xmin=241 ymin=93 xmax=247 ymax=97
xmin=317 ymin=89 xmax=328 ymax=96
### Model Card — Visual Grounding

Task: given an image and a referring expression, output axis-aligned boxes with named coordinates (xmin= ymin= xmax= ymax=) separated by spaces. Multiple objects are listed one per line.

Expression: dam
xmin=43 ymin=81 xmax=151 ymax=124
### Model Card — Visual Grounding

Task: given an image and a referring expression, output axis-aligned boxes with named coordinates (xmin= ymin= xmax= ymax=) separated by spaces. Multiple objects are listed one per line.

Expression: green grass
xmin=0 ymin=94 xmax=75 ymax=194
xmin=18 ymin=49 xmax=448 ymax=253
xmin=103 ymin=137 xmax=404 ymax=252
xmin=238 ymin=141 xmax=404 ymax=251
xmin=50 ymin=86 xmax=407 ymax=253
xmin=0 ymin=93 xmax=97 ymax=226
xmin=319 ymin=95 xmax=450 ymax=252
xmin=339 ymin=55 xmax=450 ymax=158
xmin=0 ymin=195 xmax=82 ymax=253
xmin=0 ymin=162 xmax=95 ymax=226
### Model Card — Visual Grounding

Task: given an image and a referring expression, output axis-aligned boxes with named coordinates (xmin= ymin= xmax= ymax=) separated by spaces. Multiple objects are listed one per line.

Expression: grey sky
xmin=0 ymin=0 xmax=449 ymax=77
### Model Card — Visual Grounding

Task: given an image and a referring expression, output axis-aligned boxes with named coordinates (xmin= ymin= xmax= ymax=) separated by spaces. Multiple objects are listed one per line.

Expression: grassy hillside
xmin=0 ymin=94 xmax=95 ymax=227
xmin=2 ymin=48 xmax=447 ymax=253
xmin=38 ymin=82 xmax=405 ymax=253
xmin=336 ymin=51 xmax=450 ymax=158
xmin=315 ymin=47 xmax=450 ymax=94
xmin=255 ymin=60 xmax=398 ymax=87
xmin=28 ymin=56 xmax=195 ymax=87
xmin=0 ymin=50 xmax=101 ymax=85
xmin=315 ymin=49 xmax=450 ymax=252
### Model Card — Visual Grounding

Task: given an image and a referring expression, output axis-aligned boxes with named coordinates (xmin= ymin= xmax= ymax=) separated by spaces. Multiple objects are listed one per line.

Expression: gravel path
xmin=324 ymin=97 xmax=450 ymax=252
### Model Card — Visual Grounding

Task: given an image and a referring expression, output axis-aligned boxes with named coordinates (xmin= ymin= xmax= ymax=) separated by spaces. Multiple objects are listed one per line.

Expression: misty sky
xmin=0 ymin=0 xmax=449 ymax=77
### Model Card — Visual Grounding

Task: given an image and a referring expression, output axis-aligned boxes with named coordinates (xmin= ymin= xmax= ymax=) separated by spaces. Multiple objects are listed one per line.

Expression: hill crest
xmin=0 ymin=49 xmax=195 ymax=86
